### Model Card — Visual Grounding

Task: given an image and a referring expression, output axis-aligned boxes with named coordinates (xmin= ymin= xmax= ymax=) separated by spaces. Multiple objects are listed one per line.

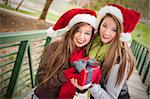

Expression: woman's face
xmin=100 ymin=16 xmax=117 ymax=44
xmin=73 ymin=24 xmax=93 ymax=48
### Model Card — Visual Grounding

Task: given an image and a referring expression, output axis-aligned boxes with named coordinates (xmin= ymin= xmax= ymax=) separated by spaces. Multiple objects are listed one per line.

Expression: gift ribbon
xmin=86 ymin=66 xmax=92 ymax=84
xmin=72 ymin=58 xmax=97 ymax=84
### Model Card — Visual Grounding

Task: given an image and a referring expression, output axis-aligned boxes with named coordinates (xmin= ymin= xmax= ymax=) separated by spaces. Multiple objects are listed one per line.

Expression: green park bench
xmin=0 ymin=30 xmax=149 ymax=98
xmin=0 ymin=30 xmax=51 ymax=98
xmin=131 ymin=39 xmax=150 ymax=95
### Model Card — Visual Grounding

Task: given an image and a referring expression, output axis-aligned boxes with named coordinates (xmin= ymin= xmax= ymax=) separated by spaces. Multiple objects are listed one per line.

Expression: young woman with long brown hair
xmin=33 ymin=8 xmax=98 ymax=99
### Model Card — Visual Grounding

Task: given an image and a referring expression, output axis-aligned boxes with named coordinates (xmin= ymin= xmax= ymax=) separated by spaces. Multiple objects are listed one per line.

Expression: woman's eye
xmin=113 ymin=29 xmax=117 ymax=32
xmin=102 ymin=24 xmax=107 ymax=28
xmin=85 ymin=32 xmax=91 ymax=35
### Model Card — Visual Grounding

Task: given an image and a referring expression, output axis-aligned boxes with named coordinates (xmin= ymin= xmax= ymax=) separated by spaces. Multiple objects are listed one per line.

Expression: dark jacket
xmin=34 ymin=41 xmax=69 ymax=99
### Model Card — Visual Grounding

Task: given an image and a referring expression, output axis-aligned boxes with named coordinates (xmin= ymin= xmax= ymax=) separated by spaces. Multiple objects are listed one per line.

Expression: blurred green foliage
xmin=132 ymin=23 xmax=150 ymax=47
xmin=84 ymin=0 xmax=148 ymax=19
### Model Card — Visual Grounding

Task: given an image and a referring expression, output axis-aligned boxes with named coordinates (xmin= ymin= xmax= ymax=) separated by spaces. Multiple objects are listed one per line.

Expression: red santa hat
xmin=47 ymin=8 xmax=97 ymax=37
xmin=98 ymin=4 xmax=140 ymax=42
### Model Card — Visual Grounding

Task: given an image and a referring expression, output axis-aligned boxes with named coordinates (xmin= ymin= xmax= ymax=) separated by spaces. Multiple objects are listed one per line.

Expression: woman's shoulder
xmin=44 ymin=40 xmax=60 ymax=53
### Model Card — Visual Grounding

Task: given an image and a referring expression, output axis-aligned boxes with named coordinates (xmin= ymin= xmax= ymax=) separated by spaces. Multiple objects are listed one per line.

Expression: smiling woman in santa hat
xmin=32 ymin=8 xmax=100 ymax=99
xmin=71 ymin=4 xmax=140 ymax=99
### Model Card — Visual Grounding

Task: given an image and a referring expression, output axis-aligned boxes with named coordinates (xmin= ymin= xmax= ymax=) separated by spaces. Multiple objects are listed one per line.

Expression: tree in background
xmin=3 ymin=0 xmax=9 ymax=5
xmin=16 ymin=0 xmax=25 ymax=11
xmin=2 ymin=0 xmax=12 ymax=6
xmin=39 ymin=0 xmax=54 ymax=20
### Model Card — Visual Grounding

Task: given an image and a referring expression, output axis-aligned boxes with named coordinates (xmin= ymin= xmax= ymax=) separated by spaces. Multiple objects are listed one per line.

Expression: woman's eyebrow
xmin=102 ymin=22 xmax=107 ymax=25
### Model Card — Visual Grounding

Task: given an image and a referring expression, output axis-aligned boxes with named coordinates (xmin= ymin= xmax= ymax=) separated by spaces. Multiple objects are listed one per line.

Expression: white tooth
xmin=77 ymin=39 xmax=84 ymax=43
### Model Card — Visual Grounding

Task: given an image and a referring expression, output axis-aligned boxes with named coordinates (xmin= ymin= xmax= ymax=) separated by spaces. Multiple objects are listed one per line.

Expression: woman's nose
xmin=79 ymin=33 xmax=84 ymax=39
xmin=105 ymin=29 xmax=111 ymax=36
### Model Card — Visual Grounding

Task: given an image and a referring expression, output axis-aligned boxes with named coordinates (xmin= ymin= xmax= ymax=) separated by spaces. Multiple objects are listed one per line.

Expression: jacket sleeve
xmin=36 ymin=41 xmax=67 ymax=88
xmin=89 ymin=63 xmax=129 ymax=99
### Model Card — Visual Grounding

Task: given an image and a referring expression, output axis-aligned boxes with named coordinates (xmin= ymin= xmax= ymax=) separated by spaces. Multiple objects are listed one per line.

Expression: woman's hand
xmin=71 ymin=78 xmax=92 ymax=90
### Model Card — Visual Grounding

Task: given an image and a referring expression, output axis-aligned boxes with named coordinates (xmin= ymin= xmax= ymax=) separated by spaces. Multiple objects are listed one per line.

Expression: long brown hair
xmin=98 ymin=14 xmax=136 ymax=85
xmin=40 ymin=22 xmax=95 ymax=86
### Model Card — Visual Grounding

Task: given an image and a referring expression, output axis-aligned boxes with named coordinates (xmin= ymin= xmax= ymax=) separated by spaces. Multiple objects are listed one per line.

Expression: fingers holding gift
xmin=71 ymin=78 xmax=92 ymax=90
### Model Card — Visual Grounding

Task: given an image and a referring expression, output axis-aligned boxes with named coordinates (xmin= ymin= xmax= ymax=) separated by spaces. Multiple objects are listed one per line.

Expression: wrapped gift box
xmin=72 ymin=58 xmax=101 ymax=86
xmin=78 ymin=66 xmax=100 ymax=86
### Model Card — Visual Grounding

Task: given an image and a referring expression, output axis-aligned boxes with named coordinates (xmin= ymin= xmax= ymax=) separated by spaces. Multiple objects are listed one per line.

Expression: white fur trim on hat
xmin=47 ymin=27 xmax=56 ymax=37
xmin=120 ymin=32 xmax=131 ymax=42
xmin=99 ymin=6 xmax=123 ymax=23
xmin=68 ymin=14 xmax=97 ymax=30
xmin=47 ymin=26 xmax=70 ymax=37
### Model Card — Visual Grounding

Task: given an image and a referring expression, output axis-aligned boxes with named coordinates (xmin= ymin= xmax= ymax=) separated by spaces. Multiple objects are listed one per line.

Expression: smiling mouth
xmin=76 ymin=39 xmax=84 ymax=44
xmin=103 ymin=35 xmax=109 ymax=39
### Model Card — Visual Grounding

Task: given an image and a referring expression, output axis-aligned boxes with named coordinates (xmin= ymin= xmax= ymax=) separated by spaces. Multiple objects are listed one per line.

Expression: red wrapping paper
xmin=75 ymin=66 xmax=101 ymax=86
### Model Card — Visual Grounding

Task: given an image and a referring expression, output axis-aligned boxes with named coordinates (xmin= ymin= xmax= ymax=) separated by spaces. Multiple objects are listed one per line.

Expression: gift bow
xmin=72 ymin=58 xmax=99 ymax=84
